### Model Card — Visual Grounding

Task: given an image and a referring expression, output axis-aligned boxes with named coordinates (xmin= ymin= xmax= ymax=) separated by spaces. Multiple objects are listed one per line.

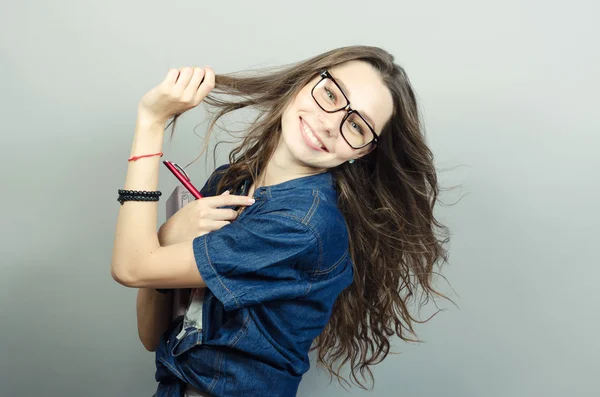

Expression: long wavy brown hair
xmin=167 ymin=45 xmax=453 ymax=390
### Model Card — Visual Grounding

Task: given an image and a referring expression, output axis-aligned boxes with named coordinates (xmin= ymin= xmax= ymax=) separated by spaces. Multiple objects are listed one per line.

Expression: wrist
xmin=136 ymin=107 xmax=169 ymax=127
xmin=131 ymin=111 xmax=167 ymax=149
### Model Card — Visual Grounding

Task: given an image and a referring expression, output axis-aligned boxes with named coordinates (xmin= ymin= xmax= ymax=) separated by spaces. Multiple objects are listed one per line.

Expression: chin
xmin=295 ymin=150 xmax=341 ymax=171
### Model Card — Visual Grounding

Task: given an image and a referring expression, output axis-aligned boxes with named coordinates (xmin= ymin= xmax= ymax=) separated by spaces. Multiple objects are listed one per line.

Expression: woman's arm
xmin=134 ymin=227 xmax=192 ymax=352
xmin=112 ymin=67 xmax=252 ymax=349
xmin=112 ymin=113 xmax=181 ymax=349
xmin=109 ymin=114 xmax=164 ymax=279
xmin=109 ymin=113 xmax=207 ymax=288
xmin=109 ymin=110 xmax=253 ymax=290
xmin=136 ymin=287 xmax=173 ymax=351
xmin=110 ymin=67 xmax=215 ymax=289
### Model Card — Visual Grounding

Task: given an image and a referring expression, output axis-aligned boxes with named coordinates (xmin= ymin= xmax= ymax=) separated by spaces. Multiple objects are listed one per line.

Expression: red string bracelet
xmin=128 ymin=152 xmax=163 ymax=162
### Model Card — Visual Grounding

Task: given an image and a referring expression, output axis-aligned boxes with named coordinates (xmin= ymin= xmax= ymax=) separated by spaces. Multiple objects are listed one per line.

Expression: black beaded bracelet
xmin=117 ymin=190 xmax=162 ymax=205
xmin=117 ymin=195 xmax=160 ymax=204
xmin=118 ymin=189 xmax=162 ymax=197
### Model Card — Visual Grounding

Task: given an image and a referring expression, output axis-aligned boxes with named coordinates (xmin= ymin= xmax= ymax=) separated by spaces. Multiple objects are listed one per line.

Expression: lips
xmin=300 ymin=117 xmax=328 ymax=152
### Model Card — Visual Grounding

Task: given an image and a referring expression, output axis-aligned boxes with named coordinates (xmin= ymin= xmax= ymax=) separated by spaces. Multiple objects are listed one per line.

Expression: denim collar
xmin=241 ymin=171 xmax=334 ymax=198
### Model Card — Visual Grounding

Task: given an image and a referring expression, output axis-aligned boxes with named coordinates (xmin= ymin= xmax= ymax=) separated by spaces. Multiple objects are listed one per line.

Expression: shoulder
xmin=259 ymin=185 xmax=350 ymax=275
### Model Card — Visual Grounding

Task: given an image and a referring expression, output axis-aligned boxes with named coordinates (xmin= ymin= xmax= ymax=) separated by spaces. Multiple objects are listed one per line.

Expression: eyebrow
xmin=335 ymin=77 xmax=377 ymax=131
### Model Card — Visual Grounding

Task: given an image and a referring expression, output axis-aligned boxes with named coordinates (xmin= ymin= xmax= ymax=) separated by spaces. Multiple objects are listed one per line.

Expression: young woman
xmin=111 ymin=45 xmax=450 ymax=397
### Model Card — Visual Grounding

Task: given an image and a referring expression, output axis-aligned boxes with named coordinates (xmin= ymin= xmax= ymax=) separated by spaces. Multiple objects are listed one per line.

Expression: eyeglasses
xmin=310 ymin=70 xmax=379 ymax=150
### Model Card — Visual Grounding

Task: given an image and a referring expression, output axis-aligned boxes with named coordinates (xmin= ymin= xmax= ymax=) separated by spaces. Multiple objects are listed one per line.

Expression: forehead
xmin=327 ymin=61 xmax=393 ymax=133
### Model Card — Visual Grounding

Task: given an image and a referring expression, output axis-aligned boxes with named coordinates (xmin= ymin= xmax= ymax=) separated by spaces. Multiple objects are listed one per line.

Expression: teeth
xmin=302 ymin=121 xmax=324 ymax=149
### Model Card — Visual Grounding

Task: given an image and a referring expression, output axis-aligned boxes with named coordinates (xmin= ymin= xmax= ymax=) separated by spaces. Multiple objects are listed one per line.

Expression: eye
xmin=350 ymin=121 xmax=364 ymax=135
xmin=324 ymin=88 xmax=336 ymax=102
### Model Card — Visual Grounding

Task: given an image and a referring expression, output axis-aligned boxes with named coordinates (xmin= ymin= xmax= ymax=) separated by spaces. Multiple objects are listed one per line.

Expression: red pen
xmin=163 ymin=161 xmax=203 ymax=199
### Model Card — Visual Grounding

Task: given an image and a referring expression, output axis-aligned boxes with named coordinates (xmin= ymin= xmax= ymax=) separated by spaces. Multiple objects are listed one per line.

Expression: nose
xmin=318 ymin=112 xmax=343 ymax=138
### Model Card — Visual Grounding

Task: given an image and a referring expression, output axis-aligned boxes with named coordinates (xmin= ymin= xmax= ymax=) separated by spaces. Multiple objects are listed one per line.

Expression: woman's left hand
xmin=157 ymin=190 xmax=255 ymax=246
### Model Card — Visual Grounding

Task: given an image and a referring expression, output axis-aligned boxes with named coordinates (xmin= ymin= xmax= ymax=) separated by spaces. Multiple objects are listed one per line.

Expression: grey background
xmin=1 ymin=0 xmax=598 ymax=396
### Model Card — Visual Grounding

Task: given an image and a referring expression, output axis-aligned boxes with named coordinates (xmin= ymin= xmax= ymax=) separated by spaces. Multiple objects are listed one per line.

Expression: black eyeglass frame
xmin=310 ymin=70 xmax=379 ymax=150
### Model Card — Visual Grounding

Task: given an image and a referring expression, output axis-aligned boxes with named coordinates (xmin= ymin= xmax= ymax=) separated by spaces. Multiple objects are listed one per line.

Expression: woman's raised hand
xmin=138 ymin=66 xmax=215 ymax=123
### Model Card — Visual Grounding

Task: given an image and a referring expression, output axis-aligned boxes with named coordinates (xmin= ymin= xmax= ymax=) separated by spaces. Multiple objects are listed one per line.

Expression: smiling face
xmin=278 ymin=60 xmax=394 ymax=171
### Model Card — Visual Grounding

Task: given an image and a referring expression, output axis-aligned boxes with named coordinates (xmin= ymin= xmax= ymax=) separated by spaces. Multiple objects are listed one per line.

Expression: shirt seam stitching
xmin=203 ymin=235 xmax=240 ymax=309
xmin=228 ymin=313 xmax=251 ymax=348
xmin=313 ymin=249 xmax=350 ymax=275
xmin=266 ymin=212 xmax=323 ymax=275
xmin=159 ymin=357 xmax=182 ymax=380
xmin=301 ymin=189 xmax=320 ymax=225
xmin=207 ymin=351 xmax=224 ymax=393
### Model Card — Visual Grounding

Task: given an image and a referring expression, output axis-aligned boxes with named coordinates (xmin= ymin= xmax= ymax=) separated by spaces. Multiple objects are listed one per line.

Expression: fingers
xmin=195 ymin=66 xmax=215 ymax=101
xmin=174 ymin=66 xmax=194 ymax=90
xmin=168 ymin=65 xmax=213 ymax=107
xmin=197 ymin=206 xmax=237 ymax=222
xmin=211 ymin=220 xmax=231 ymax=230
xmin=164 ymin=68 xmax=180 ymax=86
xmin=204 ymin=194 xmax=255 ymax=207
xmin=184 ymin=67 xmax=206 ymax=98
xmin=209 ymin=208 xmax=239 ymax=221
xmin=198 ymin=219 xmax=231 ymax=233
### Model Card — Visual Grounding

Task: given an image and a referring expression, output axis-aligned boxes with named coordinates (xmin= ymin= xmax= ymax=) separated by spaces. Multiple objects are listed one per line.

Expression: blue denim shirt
xmin=153 ymin=165 xmax=354 ymax=397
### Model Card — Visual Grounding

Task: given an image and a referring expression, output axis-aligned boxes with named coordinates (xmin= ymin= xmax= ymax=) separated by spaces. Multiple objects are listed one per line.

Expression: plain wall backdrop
xmin=1 ymin=1 xmax=598 ymax=396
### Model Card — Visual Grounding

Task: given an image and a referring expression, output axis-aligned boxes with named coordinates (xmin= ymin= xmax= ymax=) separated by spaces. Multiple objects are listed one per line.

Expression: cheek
xmin=282 ymin=99 xmax=300 ymax=129
xmin=332 ymin=139 xmax=355 ymax=160
xmin=295 ymin=87 xmax=319 ymax=111
xmin=284 ymin=93 xmax=308 ymax=123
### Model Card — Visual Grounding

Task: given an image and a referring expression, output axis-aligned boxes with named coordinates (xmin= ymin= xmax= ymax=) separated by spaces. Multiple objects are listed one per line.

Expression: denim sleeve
xmin=192 ymin=214 xmax=318 ymax=311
